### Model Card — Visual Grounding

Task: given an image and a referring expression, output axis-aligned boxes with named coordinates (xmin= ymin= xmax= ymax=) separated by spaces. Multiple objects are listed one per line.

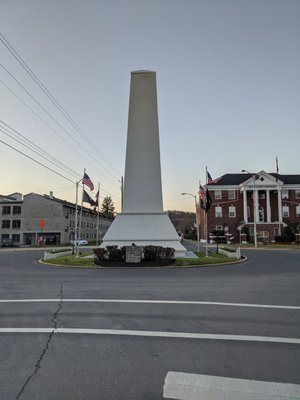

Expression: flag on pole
xmin=95 ymin=190 xmax=99 ymax=207
xmin=204 ymin=189 xmax=212 ymax=213
xmin=82 ymin=190 xmax=96 ymax=206
xmin=207 ymin=171 xmax=220 ymax=184
xmin=198 ymin=183 xmax=206 ymax=200
xmin=276 ymin=156 xmax=279 ymax=182
xmin=200 ymin=187 xmax=212 ymax=213
xmin=82 ymin=173 xmax=94 ymax=190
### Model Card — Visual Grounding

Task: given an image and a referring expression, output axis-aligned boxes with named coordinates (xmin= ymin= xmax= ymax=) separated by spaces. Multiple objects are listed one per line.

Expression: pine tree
xmin=101 ymin=196 xmax=115 ymax=218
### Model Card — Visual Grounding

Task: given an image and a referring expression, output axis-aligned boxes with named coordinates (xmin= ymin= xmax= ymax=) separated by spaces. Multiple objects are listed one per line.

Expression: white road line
xmin=163 ymin=372 xmax=300 ymax=400
xmin=0 ymin=299 xmax=299 ymax=309
xmin=0 ymin=328 xmax=299 ymax=344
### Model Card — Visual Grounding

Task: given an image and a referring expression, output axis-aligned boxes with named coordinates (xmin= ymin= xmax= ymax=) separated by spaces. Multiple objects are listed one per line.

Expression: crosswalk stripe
xmin=163 ymin=372 xmax=300 ymax=399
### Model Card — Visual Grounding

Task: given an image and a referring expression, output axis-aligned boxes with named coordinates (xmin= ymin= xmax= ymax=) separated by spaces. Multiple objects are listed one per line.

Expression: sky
xmin=0 ymin=0 xmax=299 ymax=213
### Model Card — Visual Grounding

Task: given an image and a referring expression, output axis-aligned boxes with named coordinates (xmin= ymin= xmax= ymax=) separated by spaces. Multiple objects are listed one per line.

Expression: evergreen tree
xmin=101 ymin=196 xmax=115 ymax=218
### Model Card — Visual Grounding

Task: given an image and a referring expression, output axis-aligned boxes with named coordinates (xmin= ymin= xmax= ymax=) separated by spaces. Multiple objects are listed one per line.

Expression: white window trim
xmin=228 ymin=190 xmax=236 ymax=200
xmin=282 ymin=190 xmax=289 ymax=199
xmin=215 ymin=190 xmax=222 ymax=200
xmin=229 ymin=206 xmax=236 ymax=218
xmin=282 ymin=205 xmax=289 ymax=217
xmin=215 ymin=206 xmax=222 ymax=218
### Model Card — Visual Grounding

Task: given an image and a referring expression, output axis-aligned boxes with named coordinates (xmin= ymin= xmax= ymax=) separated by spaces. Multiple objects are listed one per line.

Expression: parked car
xmin=1 ymin=239 xmax=19 ymax=247
xmin=70 ymin=239 xmax=88 ymax=245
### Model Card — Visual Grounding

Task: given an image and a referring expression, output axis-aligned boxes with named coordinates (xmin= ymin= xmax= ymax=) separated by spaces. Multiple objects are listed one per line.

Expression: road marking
xmin=163 ymin=372 xmax=300 ymax=399
xmin=0 ymin=299 xmax=299 ymax=310
xmin=0 ymin=328 xmax=299 ymax=344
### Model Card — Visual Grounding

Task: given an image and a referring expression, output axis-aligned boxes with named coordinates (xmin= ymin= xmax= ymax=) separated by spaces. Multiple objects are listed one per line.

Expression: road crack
xmin=16 ymin=284 xmax=63 ymax=400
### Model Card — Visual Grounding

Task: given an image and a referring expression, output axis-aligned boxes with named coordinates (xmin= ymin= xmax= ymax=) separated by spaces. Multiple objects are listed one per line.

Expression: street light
xmin=242 ymin=169 xmax=258 ymax=247
xmin=181 ymin=192 xmax=200 ymax=252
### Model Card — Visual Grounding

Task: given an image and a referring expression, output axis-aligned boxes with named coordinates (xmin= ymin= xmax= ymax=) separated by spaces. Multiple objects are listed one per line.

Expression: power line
xmin=0 ymin=120 xmax=80 ymax=179
xmin=0 ymin=63 xmax=121 ymax=185
xmin=0 ymin=32 xmax=121 ymax=179
xmin=0 ymin=138 xmax=75 ymax=184
xmin=0 ymin=79 xmax=121 ymax=189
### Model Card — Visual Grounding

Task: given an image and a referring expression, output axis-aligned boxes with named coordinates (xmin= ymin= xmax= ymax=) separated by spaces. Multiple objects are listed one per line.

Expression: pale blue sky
xmin=0 ymin=0 xmax=299 ymax=212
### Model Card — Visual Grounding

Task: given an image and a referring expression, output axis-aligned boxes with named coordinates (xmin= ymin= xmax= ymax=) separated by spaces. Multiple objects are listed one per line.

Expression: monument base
xmin=100 ymin=213 xmax=187 ymax=258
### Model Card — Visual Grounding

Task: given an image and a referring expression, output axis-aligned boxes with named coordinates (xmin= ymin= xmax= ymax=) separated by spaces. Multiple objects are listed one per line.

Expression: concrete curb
xmin=38 ymin=256 xmax=248 ymax=270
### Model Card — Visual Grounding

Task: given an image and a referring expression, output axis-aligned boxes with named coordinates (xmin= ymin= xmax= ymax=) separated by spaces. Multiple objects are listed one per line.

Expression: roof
xmin=24 ymin=193 xmax=113 ymax=219
xmin=207 ymin=173 xmax=300 ymax=186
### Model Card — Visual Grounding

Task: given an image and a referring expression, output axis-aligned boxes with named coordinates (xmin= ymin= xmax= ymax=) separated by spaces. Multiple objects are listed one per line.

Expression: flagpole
xmin=74 ymin=181 xmax=79 ymax=256
xmin=205 ymin=166 xmax=208 ymax=257
xmin=96 ymin=182 xmax=100 ymax=246
xmin=77 ymin=168 xmax=85 ymax=257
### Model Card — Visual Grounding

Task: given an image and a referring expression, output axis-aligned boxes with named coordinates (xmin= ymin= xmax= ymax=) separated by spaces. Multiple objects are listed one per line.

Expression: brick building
xmin=199 ymin=171 xmax=300 ymax=243
xmin=0 ymin=192 xmax=113 ymax=246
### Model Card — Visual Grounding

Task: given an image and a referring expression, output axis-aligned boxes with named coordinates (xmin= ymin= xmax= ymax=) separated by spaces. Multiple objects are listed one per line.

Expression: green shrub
xmin=93 ymin=248 xmax=108 ymax=260
xmin=109 ymin=247 xmax=124 ymax=262
xmin=143 ymin=245 xmax=175 ymax=263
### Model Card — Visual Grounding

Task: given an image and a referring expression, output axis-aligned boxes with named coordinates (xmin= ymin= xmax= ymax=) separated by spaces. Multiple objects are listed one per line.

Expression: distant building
xmin=199 ymin=171 xmax=300 ymax=243
xmin=0 ymin=192 xmax=113 ymax=245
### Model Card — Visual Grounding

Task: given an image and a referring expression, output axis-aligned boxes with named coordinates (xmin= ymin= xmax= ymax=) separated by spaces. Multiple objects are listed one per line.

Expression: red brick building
xmin=198 ymin=171 xmax=300 ymax=243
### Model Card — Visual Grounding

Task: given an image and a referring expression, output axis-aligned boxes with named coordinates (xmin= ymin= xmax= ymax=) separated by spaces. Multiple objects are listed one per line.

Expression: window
xmin=282 ymin=190 xmax=289 ymax=199
xmin=2 ymin=206 xmax=11 ymax=215
xmin=13 ymin=206 xmax=21 ymax=214
xmin=274 ymin=227 xmax=280 ymax=237
xmin=215 ymin=190 xmax=222 ymax=200
xmin=229 ymin=206 xmax=236 ymax=218
xmin=215 ymin=206 xmax=222 ymax=218
xmin=249 ymin=227 xmax=254 ymax=236
xmin=12 ymin=234 xmax=20 ymax=242
xmin=1 ymin=234 xmax=9 ymax=241
xmin=258 ymin=192 xmax=265 ymax=199
xmin=215 ymin=225 xmax=223 ymax=231
xmin=228 ymin=190 xmax=235 ymax=200
xmin=282 ymin=206 xmax=289 ymax=217
xmin=296 ymin=190 xmax=300 ymax=199
xmin=12 ymin=220 xmax=21 ymax=229
xmin=247 ymin=206 xmax=250 ymax=218
xmin=296 ymin=206 xmax=300 ymax=218
xmin=2 ymin=220 xmax=10 ymax=228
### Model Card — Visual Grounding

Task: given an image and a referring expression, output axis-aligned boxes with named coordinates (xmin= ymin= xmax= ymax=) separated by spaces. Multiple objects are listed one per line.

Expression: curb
xmin=38 ymin=256 xmax=248 ymax=270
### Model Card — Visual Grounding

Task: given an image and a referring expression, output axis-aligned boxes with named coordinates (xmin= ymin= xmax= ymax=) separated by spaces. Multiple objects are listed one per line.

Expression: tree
xmin=101 ymin=196 xmax=115 ymax=218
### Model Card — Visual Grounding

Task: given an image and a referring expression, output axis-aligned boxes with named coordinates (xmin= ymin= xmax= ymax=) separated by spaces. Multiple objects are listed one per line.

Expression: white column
xmin=277 ymin=188 xmax=283 ymax=223
xmin=243 ymin=189 xmax=248 ymax=223
xmin=254 ymin=189 xmax=259 ymax=222
xmin=266 ymin=189 xmax=271 ymax=223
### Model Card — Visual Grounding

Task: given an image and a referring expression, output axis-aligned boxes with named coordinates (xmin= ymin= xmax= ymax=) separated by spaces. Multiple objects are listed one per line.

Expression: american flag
xmin=82 ymin=173 xmax=94 ymax=191
xmin=207 ymin=171 xmax=220 ymax=184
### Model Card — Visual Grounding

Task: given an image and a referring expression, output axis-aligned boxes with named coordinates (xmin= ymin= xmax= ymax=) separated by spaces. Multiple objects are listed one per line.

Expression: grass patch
xmin=43 ymin=251 xmax=235 ymax=268
xmin=175 ymin=251 xmax=231 ymax=266
xmin=43 ymin=255 xmax=94 ymax=267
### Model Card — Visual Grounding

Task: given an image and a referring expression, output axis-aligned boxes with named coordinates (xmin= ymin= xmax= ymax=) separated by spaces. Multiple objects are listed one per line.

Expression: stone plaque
xmin=125 ymin=246 xmax=143 ymax=263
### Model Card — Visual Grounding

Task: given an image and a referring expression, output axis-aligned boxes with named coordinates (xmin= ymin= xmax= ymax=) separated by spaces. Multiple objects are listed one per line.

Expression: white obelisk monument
xmin=101 ymin=71 xmax=186 ymax=257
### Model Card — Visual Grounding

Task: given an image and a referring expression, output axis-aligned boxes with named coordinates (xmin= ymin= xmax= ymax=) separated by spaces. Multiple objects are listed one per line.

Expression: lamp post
xmin=182 ymin=192 xmax=200 ymax=252
xmin=242 ymin=169 xmax=258 ymax=247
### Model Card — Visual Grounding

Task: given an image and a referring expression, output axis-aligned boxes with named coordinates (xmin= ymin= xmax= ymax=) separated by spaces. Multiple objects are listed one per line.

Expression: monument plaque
xmin=125 ymin=246 xmax=143 ymax=263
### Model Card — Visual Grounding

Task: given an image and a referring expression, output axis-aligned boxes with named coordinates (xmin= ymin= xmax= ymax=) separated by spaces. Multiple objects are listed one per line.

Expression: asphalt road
xmin=0 ymin=245 xmax=299 ymax=399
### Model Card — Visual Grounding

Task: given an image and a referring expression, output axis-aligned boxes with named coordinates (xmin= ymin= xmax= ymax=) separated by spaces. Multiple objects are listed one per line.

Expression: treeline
xmin=167 ymin=210 xmax=197 ymax=240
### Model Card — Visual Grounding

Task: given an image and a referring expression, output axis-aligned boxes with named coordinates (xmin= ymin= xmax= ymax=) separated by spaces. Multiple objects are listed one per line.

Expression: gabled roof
xmin=207 ymin=173 xmax=300 ymax=186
